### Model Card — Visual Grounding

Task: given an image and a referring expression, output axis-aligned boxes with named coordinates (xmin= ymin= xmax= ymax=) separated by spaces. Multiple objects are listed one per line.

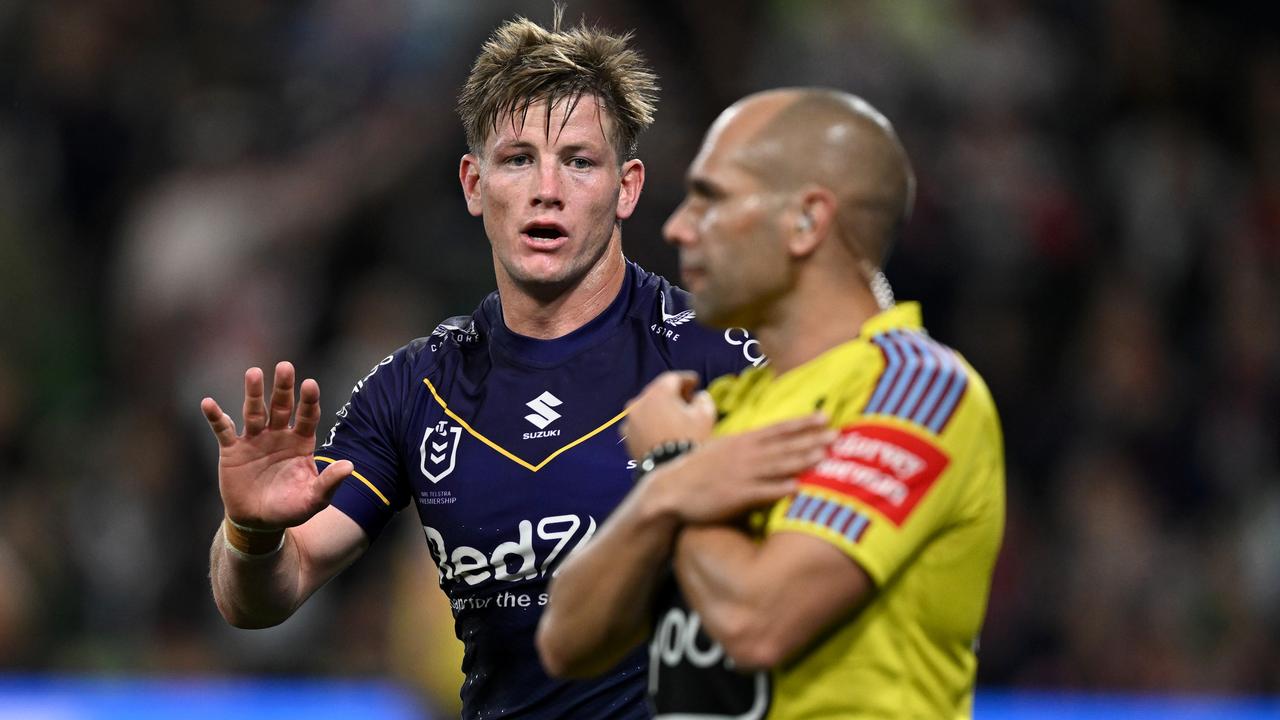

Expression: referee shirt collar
xmin=858 ymin=301 xmax=923 ymax=339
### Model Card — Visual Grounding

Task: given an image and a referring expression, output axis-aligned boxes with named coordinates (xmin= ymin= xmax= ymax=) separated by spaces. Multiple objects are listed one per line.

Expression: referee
xmin=539 ymin=88 xmax=1005 ymax=719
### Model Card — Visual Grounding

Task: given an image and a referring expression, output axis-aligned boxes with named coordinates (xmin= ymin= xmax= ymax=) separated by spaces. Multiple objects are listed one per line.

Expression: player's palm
xmin=202 ymin=362 xmax=353 ymax=531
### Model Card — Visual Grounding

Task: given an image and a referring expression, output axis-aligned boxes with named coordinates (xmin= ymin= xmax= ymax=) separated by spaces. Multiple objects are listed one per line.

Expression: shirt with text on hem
xmin=649 ymin=301 xmax=1006 ymax=720
xmin=314 ymin=261 xmax=756 ymax=720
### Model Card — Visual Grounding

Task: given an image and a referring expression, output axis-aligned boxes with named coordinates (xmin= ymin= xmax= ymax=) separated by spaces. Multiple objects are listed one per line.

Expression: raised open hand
xmin=201 ymin=361 xmax=352 ymax=531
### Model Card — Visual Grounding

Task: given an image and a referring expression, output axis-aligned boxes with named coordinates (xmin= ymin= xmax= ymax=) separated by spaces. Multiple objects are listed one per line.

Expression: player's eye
xmin=506 ymin=154 xmax=532 ymax=167
xmin=568 ymin=157 xmax=593 ymax=170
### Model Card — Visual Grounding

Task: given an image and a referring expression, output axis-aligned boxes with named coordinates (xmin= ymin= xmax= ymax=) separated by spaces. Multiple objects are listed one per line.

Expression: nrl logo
xmin=420 ymin=419 xmax=463 ymax=483
xmin=659 ymin=294 xmax=696 ymax=327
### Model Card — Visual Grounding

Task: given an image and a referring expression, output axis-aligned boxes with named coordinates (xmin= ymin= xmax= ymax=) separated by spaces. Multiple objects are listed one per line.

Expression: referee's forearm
xmin=537 ymin=477 xmax=680 ymax=677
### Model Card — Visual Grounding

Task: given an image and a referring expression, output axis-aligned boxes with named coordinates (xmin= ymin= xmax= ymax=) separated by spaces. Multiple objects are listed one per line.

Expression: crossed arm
xmin=671 ymin=526 xmax=871 ymax=669
xmin=536 ymin=372 xmax=873 ymax=677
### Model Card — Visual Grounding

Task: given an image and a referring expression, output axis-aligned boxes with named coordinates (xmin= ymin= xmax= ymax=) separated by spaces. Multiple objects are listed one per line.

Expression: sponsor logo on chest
xmin=424 ymin=513 xmax=598 ymax=587
xmin=523 ymin=391 xmax=564 ymax=440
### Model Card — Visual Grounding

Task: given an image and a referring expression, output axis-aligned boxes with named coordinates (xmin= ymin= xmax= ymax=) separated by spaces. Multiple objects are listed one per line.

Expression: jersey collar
xmin=485 ymin=261 xmax=638 ymax=367
xmin=857 ymin=301 xmax=923 ymax=339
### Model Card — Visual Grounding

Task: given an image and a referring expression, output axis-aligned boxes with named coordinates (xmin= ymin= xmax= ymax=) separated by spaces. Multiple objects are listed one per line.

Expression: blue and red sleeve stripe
xmin=785 ymin=491 xmax=871 ymax=544
xmin=863 ymin=330 xmax=967 ymax=434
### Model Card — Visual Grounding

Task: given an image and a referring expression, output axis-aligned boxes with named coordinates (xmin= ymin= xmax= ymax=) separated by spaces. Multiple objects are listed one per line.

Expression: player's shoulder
xmin=626 ymin=262 xmax=698 ymax=327
xmin=360 ymin=308 xmax=487 ymax=387
xmin=625 ymin=261 xmax=757 ymax=378
xmin=422 ymin=312 xmax=483 ymax=355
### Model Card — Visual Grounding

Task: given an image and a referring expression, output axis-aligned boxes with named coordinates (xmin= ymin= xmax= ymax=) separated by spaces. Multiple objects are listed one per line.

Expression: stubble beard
xmin=498 ymin=225 xmax=619 ymax=304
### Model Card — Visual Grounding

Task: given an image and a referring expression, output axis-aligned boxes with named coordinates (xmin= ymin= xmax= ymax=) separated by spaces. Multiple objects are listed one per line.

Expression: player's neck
xmin=755 ymin=281 xmax=883 ymax=375
xmin=496 ymin=245 xmax=627 ymax=340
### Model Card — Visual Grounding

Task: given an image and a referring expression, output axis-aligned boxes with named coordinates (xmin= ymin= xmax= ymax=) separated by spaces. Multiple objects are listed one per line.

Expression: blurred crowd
xmin=0 ymin=0 xmax=1276 ymax=713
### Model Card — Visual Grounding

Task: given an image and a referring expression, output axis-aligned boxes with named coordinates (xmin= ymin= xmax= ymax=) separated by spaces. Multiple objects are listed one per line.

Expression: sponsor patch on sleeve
xmin=797 ymin=422 xmax=949 ymax=526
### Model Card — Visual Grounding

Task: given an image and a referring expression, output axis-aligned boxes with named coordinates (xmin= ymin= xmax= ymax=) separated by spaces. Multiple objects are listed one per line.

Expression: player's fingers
xmin=267 ymin=361 xmax=296 ymax=431
xmin=201 ymin=397 xmax=238 ymax=448
xmin=243 ymin=367 xmax=267 ymax=435
xmin=293 ymin=378 xmax=322 ymax=438
xmin=316 ymin=459 xmax=353 ymax=501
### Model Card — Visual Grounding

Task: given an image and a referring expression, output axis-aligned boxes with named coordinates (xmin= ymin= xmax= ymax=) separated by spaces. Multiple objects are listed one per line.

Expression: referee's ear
xmin=787 ymin=186 xmax=836 ymax=258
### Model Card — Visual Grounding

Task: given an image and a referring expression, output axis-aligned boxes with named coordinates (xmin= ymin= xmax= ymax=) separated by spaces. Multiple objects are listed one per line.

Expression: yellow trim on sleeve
xmin=315 ymin=456 xmax=390 ymax=506
xmin=422 ymin=378 xmax=627 ymax=473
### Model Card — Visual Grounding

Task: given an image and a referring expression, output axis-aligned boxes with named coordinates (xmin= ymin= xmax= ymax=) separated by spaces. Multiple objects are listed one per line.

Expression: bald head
xmin=703 ymin=89 xmax=915 ymax=267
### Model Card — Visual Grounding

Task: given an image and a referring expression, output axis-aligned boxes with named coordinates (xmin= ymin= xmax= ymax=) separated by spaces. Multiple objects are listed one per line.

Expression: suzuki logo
xmin=524 ymin=391 xmax=563 ymax=429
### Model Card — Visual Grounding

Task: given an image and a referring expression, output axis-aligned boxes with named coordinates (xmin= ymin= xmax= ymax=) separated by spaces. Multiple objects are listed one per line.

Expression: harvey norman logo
xmin=524 ymin=391 xmax=563 ymax=440
xmin=800 ymin=423 xmax=949 ymax=526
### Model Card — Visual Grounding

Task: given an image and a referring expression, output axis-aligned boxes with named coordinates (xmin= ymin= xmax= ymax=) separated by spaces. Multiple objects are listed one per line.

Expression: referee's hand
xmin=642 ymin=413 xmax=836 ymax=525
xmin=622 ymin=371 xmax=716 ymax=460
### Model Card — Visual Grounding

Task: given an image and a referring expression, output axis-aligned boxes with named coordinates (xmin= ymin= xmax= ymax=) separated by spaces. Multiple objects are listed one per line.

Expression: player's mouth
xmin=520 ymin=221 xmax=569 ymax=251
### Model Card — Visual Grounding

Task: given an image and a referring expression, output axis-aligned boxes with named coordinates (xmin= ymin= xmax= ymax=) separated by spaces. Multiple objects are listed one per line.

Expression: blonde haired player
xmin=203 ymin=11 xmax=758 ymax=719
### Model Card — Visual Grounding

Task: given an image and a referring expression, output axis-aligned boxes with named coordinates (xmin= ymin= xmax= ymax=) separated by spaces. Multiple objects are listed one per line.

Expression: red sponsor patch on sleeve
xmin=797 ymin=422 xmax=949 ymax=526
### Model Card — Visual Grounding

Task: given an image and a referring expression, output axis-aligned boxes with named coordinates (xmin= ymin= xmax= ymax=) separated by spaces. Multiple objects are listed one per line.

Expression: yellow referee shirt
xmin=649 ymin=302 xmax=1005 ymax=719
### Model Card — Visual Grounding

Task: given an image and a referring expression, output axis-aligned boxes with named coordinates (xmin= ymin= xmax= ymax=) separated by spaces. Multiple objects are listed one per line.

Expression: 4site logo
xmin=651 ymin=294 xmax=696 ymax=341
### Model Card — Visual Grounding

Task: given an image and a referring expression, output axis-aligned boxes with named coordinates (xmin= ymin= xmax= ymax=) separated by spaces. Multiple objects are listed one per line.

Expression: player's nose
xmin=531 ymin=164 xmax=564 ymax=209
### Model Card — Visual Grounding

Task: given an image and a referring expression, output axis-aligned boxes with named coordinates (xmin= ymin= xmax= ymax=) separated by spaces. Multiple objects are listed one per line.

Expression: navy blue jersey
xmin=317 ymin=262 xmax=756 ymax=720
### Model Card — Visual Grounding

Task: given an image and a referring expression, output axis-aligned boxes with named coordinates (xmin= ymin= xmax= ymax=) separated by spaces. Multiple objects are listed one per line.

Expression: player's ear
xmin=787 ymin=186 xmax=836 ymax=258
xmin=460 ymin=153 xmax=484 ymax=217
xmin=616 ymin=158 xmax=645 ymax=221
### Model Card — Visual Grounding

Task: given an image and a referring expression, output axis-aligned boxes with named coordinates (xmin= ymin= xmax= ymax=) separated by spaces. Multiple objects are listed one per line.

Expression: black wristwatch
xmin=634 ymin=439 xmax=696 ymax=480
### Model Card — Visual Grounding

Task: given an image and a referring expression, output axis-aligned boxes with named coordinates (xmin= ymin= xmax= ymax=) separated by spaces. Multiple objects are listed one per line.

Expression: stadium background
xmin=0 ymin=0 xmax=1277 ymax=716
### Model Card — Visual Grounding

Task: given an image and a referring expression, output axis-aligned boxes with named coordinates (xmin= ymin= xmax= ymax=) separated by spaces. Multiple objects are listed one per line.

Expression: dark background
xmin=0 ymin=0 xmax=1277 ymax=714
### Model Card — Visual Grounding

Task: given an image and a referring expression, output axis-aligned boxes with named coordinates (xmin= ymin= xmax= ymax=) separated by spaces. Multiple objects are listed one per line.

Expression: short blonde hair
xmin=457 ymin=11 xmax=658 ymax=160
